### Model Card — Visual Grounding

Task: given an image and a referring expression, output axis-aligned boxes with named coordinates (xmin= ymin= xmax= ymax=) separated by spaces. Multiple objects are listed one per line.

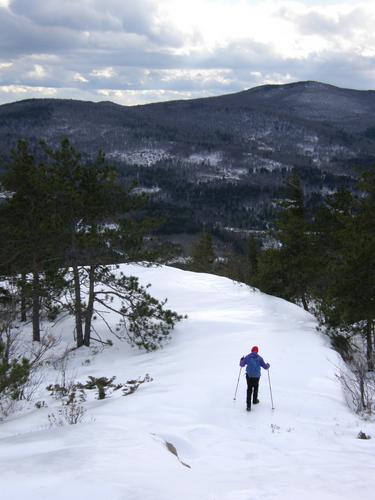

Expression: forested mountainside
xmin=1 ymin=81 xmax=374 ymax=232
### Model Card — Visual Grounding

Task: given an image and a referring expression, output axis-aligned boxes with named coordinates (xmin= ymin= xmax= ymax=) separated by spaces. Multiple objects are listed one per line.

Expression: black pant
xmin=246 ymin=375 xmax=259 ymax=408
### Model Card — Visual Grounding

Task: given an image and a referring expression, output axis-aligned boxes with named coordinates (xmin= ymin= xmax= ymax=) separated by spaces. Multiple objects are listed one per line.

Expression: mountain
xmin=0 ymin=264 xmax=373 ymax=500
xmin=2 ymin=81 xmax=375 ymax=168
xmin=1 ymin=81 xmax=375 ymax=233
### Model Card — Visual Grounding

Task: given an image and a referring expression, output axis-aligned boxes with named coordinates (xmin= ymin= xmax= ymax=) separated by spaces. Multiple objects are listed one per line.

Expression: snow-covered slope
xmin=0 ymin=265 xmax=374 ymax=500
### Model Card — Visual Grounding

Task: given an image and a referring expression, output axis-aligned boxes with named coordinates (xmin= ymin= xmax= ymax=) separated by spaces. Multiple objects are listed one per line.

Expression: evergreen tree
xmin=0 ymin=140 xmax=61 ymax=341
xmin=315 ymin=179 xmax=375 ymax=369
xmin=1 ymin=139 xmax=183 ymax=350
xmin=255 ymin=175 xmax=314 ymax=310
xmin=355 ymin=172 xmax=375 ymax=369
xmin=218 ymin=236 xmax=261 ymax=286
xmin=310 ymin=188 xmax=355 ymax=324
xmin=43 ymin=140 xmax=118 ymax=346
xmin=190 ymin=231 xmax=215 ymax=273
xmin=44 ymin=139 xmax=181 ymax=348
xmin=0 ymin=344 xmax=30 ymax=402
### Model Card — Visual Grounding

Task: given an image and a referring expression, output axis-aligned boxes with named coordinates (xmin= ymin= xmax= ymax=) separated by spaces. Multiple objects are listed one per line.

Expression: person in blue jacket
xmin=240 ymin=346 xmax=270 ymax=411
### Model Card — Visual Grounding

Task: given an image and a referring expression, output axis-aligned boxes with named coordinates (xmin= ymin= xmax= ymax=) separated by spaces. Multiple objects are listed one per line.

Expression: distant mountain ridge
xmin=1 ymin=81 xmax=374 ymax=232
xmin=1 ymin=80 xmax=375 ymax=169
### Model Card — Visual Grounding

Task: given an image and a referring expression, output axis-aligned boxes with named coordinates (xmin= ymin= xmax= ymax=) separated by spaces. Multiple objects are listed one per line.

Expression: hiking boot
xmin=253 ymin=399 xmax=260 ymax=405
xmin=246 ymin=406 xmax=251 ymax=412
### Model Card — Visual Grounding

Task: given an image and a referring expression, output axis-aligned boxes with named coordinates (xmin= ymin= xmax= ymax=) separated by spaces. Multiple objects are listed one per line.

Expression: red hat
xmin=251 ymin=346 xmax=259 ymax=353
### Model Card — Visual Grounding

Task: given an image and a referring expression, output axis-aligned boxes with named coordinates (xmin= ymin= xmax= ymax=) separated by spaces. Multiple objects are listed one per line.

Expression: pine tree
xmin=1 ymin=139 xmax=183 ymax=350
xmin=255 ymin=175 xmax=314 ymax=310
xmin=218 ymin=236 xmax=261 ymax=285
xmin=355 ymin=172 xmax=375 ymax=369
xmin=312 ymin=181 xmax=375 ymax=370
xmin=1 ymin=140 xmax=61 ymax=341
xmin=0 ymin=344 xmax=30 ymax=402
xmin=43 ymin=139 xmax=181 ymax=348
xmin=190 ymin=231 xmax=215 ymax=273
xmin=310 ymin=188 xmax=355 ymax=324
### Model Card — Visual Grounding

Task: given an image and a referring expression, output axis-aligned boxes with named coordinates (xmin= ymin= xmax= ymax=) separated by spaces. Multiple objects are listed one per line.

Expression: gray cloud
xmin=10 ymin=0 xmax=154 ymax=33
xmin=8 ymin=0 xmax=185 ymax=46
xmin=0 ymin=9 xmax=87 ymax=57
xmin=292 ymin=52 xmax=375 ymax=90
xmin=187 ymin=40 xmax=284 ymax=71
xmin=294 ymin=7 xmax=374 ymax=38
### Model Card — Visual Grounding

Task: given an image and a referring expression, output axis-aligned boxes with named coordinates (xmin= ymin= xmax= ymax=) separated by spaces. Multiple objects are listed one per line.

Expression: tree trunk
xmin=32 ymin=270 xmax=41 ymax=342
xmin=83 ymin=265 xmax=96 ymax=347
xmin=366 ymin=319 xmax=374 ymax=371
xmin=20 ymin=273 xmax=27 ymax=322
xmin=301 ymin=293 xmax=309 ymax=312
xmin=73 ymin=264 xmax=84 ymax=347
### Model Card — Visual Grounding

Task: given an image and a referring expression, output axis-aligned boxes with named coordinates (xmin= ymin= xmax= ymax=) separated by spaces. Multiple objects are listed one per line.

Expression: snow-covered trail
xmin=0 ymin=265 xmax=374 ymax=500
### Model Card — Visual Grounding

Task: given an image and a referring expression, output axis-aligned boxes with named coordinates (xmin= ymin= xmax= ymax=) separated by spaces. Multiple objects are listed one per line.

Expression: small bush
xmin=35 ymin=400 xmax=47 ymax=409
xmin=330 ymin=333 xmax=353 ymax=362
xmin=78 ymin=376 xmax=119 ymax=399
xmin=337 ymin=356 xmax=375 ymax=415
xmin=48 ymin=388 xmax=86 ymax=426
xmin=357 ymin=431 xmax=371 ymax=440
xmin=77 ymin=374 xmax=153 ymax=398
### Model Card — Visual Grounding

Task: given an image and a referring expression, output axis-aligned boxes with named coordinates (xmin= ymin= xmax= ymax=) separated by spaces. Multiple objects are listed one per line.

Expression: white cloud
xmin=73 ymin=72 xmax=89 ymax=83
xmin=90 ymin=67 xmax=117 ymax=79
xmin=27 ymin=64 xmax=47 ymax=79
xmin=29 ymin=53 xmax=60 ymax=61
xmin=158 ymin=0 xmax=375 ymax=60
xmin=159 ymin=69 xmax=233 ymax=85
xmin=261 ymin=72 xmax=295 ymax=85
xmin=0 ymin=61 xmax=12 ymax=70
xmin=0 ymin=84 xmax=57 ymax=95
xmin=97 ymin=87 xmax=207 ymax=105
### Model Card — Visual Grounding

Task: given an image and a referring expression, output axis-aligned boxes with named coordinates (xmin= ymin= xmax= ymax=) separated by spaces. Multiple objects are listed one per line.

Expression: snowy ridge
xmin=0 ymin=265 xmax=374 ymax=500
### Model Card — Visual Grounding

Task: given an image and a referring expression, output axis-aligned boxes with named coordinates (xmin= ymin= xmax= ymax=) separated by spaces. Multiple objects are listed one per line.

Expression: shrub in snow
xmin=121 ymin=374 xmax=153 ymax=395
xmin=35 ymin=400 xmax=47 ymax=409
xmin=0 ymin=292 xmax=30 ymax=417
xmin=48 ymin=388 xmax=86 ymax=427
xmin=270 ymin=424 xmax=281 ymax=434
xmin=329 ymin=332 xmax=354 ymax=363
xmin=0 ymin=345 xmax=30 ymax=416
xmin=77 ymin=374 xmax=153 ymax=398
xmin=47 ymin=374 xmax=153 ymax=403
xmin=1 ymin=332 xmax=61 ymax=418
xmin=46 ymin=383 xmax=72 ymax=399
xmin=78 ymin=376 xmax=120 ymax=399
xmin=337 ymin=356 xmax=375 ymax=416
xmin=357 ymin=431 xmax=371 ymax=440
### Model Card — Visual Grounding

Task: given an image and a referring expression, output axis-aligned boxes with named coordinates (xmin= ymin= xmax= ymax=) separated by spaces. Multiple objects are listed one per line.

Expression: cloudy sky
xmin=0 ymin=0 xmax=374 ymax=106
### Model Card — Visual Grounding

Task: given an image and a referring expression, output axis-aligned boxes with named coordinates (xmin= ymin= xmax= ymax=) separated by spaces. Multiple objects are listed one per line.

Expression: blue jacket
xmin=240 ymin=352 xmax=269 ymax=378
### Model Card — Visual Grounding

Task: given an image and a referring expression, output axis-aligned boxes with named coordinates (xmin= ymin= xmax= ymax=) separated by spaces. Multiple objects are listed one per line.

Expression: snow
xmin=108 ymin=149 xmax=172 ymax=166
xmin=187 ymin=152 xmax=222 ymax=166
xmin=132 ymin=186 xmax=161 ymax=195
xmin=198 ymin=166 xmax=248 ymax=182
xmin=1 ymin=264 xmax=374 ymax=500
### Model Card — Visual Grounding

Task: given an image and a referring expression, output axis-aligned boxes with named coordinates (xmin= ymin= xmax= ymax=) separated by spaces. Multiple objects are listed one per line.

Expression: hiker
xmin=240 ymin=346 xmax=270 ymax=412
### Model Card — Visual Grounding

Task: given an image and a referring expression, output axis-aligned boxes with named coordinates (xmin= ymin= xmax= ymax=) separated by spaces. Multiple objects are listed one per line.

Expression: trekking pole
xmin=233 ymin=367 xmax=243 ymax=401
xmin=267 ymin=369 xmax=275 ymax=410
